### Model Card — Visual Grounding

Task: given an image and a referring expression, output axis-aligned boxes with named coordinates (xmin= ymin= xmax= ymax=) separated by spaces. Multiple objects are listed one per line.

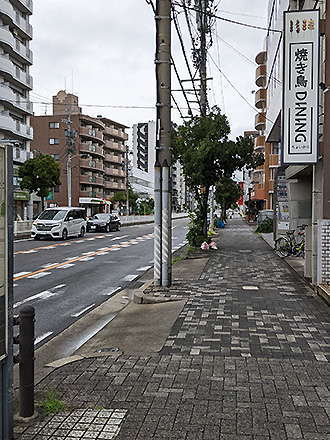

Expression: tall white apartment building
xmin=0 ymin=0 xmax=33 ymax=219
xmin=131 ymin=121 xmax=187 ymax=210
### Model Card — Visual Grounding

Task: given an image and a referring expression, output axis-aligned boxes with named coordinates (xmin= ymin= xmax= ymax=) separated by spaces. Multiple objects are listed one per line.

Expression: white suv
xmin=31 ymin=207 xmax=87 ymax=240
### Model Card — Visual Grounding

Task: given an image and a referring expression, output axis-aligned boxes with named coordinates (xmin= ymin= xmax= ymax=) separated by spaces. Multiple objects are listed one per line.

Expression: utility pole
xmin=198 ymin=0 xmax=208 ymax=117
xmin=154 ymin=0 xmax=172 ymax=287
xmin=62 ymin=109 xmax=77 ymax=207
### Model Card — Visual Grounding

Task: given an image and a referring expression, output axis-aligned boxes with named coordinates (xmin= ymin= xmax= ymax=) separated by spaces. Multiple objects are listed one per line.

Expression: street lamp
xmin=67 ymin=153 xmax=87 ymax=207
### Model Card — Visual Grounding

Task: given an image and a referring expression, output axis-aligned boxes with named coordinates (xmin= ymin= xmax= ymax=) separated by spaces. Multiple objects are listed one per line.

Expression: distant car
xmin=87 ymin=213 xmax=121 ymax=233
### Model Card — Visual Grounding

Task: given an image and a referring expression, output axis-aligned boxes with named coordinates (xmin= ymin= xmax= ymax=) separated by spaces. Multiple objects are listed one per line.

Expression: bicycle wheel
xmin=275 ymin=237 xmax=291 ymax=258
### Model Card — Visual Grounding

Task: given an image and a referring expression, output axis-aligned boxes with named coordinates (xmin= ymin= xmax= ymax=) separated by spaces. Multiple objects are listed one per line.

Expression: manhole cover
xmin=95 ymin=347 xmax=119 ymax=353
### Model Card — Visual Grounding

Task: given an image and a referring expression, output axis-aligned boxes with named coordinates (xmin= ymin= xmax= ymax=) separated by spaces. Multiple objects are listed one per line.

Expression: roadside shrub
xmin=186 ymin=210 xmax=209 ymax=247
xmin=255 ymin=218 xmax=273 ymax=234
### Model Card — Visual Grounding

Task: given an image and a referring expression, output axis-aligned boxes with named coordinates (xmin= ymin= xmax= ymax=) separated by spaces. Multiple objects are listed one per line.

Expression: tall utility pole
xmin=62 ymin=109 xmax=77 ymax=207
xmin=198 ymin=0 xmax=208 ymax=117
xmin=154 ymin=0 xmax=172 ymax=287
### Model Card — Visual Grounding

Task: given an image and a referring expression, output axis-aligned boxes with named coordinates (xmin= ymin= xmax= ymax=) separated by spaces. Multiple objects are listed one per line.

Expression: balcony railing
xmin=255 ymin=65 xmax=267 ymax=88
xmin=255 ymin=88 xmax=267 ymax=110
xmin=255 ymin=112 xmax=266 ymax=131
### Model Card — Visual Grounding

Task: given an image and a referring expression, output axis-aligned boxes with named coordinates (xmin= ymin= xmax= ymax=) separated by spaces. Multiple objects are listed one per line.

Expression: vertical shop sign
xmin=282 ymin=10 xmax=319 ymax=164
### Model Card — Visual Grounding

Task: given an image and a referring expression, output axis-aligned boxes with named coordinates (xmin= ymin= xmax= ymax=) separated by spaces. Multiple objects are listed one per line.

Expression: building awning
xmin=250 ymin=189 xmax=265 ymax=200
xmin=79 ymin=197 xmax=111 ymax=205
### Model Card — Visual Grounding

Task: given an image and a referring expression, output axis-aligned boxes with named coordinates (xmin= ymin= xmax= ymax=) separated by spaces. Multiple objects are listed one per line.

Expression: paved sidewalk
xmin=14 ymin=218 xmax=330 ymax=439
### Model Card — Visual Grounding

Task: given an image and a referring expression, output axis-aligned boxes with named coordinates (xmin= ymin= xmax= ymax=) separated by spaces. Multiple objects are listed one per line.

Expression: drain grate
xmin=95 ymin=347 xmax=119 ymax=353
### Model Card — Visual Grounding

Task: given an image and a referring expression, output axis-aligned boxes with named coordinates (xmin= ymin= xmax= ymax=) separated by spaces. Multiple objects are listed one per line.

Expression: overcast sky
xmin=30 ymin=0 xmax=269 ymax=142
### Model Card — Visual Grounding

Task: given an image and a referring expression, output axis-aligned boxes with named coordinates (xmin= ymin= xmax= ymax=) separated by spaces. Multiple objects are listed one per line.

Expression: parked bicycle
xmin=274 ymin=225 xmax=307 ymax=258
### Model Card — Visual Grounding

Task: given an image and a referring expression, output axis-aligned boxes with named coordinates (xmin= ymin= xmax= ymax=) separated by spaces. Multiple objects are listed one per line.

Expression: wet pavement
xmin=14 ymin=217 xmax=330 ymax=439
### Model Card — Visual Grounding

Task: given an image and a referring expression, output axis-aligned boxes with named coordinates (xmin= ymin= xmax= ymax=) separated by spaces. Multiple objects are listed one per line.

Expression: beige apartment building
xmin=31 ymin=91 xmax=128 ymax=216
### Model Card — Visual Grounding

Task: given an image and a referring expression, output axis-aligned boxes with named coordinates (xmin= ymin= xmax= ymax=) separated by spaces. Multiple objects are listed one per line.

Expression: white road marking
xmin=14 ymin=289 xmax=59 ymax=308
xmin=122 ymin=274 xmax=139 ymax=282
xmin=27 ymin=272 xmax=51 ymax=279
xmin=110 ymin=248 xmax=120 ymax=251
xmin=111 ymin=235 xmax=129 ymax=241
xmin=104 ymin=287 xmax=121 ymax=296
xmin=13 ymin=284 xmax=18 ymax=287
xmin=120 ymin=245 xmax=131 ymax=248
xmin=57 ymin=263 xmax=75 ymax=269
xmin=82 ymin=252 xmax=94 ymax=256
xmin=97 ymin=252 xmax=109 ymax=255
xmin=71 ymin=304 xmax=95 ymax=317
xmin=42 ymin=262 xmax=59 ymax=268
xmin=75 ymin=240 xmax=85 ymax=243
xmin=98 ymin=247 xmax=109 ymax=251
xmin=35 ymin=332 xmax=53 ymax=345
xmin=21 ymin=250 xmax=37 ymax=254
xmin=14 ymin=271 xmax=31 ymax=278
xmin=80 ymin=256 xmax=94 ymax=262
xmin=137 ymin=266 xmax=152 ymax=271
xmin=86 ymin=238 xmax=96 ymax=241
xmin=60 ymin=243 xmax=71 ymax=246
xmin=54 ymin=284 xmax=66 ymax=289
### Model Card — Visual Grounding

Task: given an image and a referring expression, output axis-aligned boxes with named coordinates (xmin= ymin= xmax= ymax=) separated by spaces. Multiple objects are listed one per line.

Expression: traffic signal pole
xmin=154 ymin=0 xmax=172 ymax=287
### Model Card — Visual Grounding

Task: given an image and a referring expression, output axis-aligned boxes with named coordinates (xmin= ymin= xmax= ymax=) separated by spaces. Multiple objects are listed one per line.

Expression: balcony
xmin=104 ymin=153 xmax=122 ymax=164
xmin=269 ymin=154 xmax=278 ymax=168
xmin=255 ymin=64 xmax=267 ymax=88
xmin=80 ymin=175 xmax=104 ymax=186
xmin=79 ymin=190 xmax=103 ymax=199
xmin=255 ymin=50 xmax=267 ymax=66
xmin=80 ymin=158 xmax=104 ymax=172
xmin=79 ymin=143 xmax=104 ymax=158
xmin=104 ymin=168 xmax=125 ymax=178
xmin=254 ymin=135 xmax=265 ymax=152
xmin=104 ymin=139 xmax=126 ymax=153
xmin=0 ymin=26 xmax=32 ymax=65
xmin=105 ymin=181 xmax=120 ymax=190
xmin=103 ymin=125 xmax=128 ymax=141
xmin=80 ymin=126 xmax=104 ymax=143
xmin=255 ymin=112 xmax=266 ymax=131
xmin=0 ymin=85 xmax=33 ymax=114
xmin=255 ymin=88 xmax=267 ymax=109
xmin=12 ymin=0 xmax=33 ymax=14
xmin=0 ymin=113 xmax=33 ymax=139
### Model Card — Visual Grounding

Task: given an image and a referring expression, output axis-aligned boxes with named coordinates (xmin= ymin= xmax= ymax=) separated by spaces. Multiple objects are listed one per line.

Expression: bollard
xmin=18 ymin=305 xmax=35 ymax=417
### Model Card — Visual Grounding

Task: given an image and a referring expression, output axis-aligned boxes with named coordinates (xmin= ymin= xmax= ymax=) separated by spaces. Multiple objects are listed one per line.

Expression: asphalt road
xmin=13 ymin=218 xmax=188 ymax=349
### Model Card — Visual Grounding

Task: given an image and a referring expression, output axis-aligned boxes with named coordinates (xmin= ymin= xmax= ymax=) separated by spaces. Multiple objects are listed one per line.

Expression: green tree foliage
xmin=215 ymin=177 xmax=243 ymax=221
xmin=111 ymin=186 xmax=139 ymax=214
xmin=18 ymin=153 xmax=61 ymax=210
xmin=172 ymin=106 xmax=264 ymax=235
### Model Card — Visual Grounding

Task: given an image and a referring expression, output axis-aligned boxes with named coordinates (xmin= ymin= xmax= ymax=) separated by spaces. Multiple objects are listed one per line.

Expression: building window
xmin=49 ymin=138 xmax=59 ymax=145
xmin=15 ymin=148 xmax=20 ymax=159
xmin=49 ymin=122 xmax=60 ymax=129
xmin=54 ymin=186 xmax=59 ymax=192
xmin=51 ymin=154 xmax=59 ymax=161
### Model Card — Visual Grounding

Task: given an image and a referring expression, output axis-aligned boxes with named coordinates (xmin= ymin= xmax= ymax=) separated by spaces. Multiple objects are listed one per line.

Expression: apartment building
xmin=0 ymin=0 xmax=34 ymax=219
xmin=31 ymin=90 xmax=128 ymax=217
xmin=131 ymin=120 xmax=187 ymax=211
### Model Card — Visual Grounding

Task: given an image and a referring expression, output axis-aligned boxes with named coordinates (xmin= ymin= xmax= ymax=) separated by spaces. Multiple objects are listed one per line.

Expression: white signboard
xmin=282 ymin=10 xmax=319 ymax=164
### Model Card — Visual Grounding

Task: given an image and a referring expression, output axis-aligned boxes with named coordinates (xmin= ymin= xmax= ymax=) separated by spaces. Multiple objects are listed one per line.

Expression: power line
xmin=173 ymin=2 xmax=282 ymax=34
xmin=208 ymin=53 xmax=278 ymax=128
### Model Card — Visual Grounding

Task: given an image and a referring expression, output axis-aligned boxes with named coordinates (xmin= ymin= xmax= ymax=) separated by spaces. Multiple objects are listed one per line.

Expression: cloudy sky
xmin=30 ymin=0 xmax=269 ymax=142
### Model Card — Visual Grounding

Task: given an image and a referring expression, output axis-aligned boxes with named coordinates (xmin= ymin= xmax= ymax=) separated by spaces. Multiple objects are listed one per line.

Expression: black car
xmin=87 ymin=213 xmax=121 ymax=233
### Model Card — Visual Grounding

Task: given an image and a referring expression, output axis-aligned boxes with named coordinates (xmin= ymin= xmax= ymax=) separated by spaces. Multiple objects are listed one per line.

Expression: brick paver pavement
xmin=14 ymin=218 xmax=330 ymax=439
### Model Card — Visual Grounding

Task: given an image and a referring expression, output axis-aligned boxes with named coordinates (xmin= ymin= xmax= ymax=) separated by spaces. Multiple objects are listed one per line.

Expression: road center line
xmin=14 ymin=234 xmax=153 ymax=281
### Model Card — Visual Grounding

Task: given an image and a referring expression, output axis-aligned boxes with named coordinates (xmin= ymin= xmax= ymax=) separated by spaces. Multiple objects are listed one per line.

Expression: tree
xmin=172 ymin=106 xmax=264 ymax=236
xmin=111 ymin=186 xmax=139 ymax=214
xmin=214 ymin=177 xmax=243 ymax=221
xmin=18 ymin=153 xmax=61 ymax=211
